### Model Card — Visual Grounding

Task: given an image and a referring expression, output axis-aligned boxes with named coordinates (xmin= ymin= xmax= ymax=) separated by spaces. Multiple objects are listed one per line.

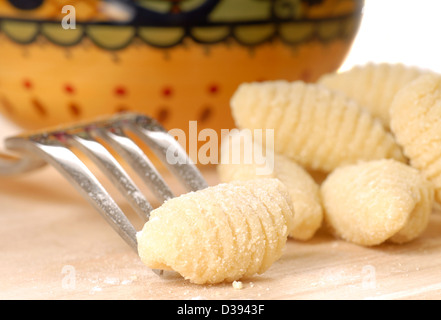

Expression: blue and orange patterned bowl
xmin=0 ymin=0 xmax=363 ymax=133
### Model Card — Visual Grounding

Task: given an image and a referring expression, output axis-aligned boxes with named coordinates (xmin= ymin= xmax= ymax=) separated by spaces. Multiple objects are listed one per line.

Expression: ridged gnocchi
xmin=318 ymin=62 xmax=427 ymax=128
xmin=217 ymin=130 xmax=323 ymax=241
xmin=137 ymin=178 xmax=294 ymax=284
xmin=390 ymin=73 xmax=441 ymax=205
xmin=321 ymin=159 xmax=434 ymax=246
xmin=230 ymin=80 xmax=405 ymax=172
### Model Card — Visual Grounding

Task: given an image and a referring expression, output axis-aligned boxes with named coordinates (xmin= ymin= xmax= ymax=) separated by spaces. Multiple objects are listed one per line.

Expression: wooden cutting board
xmin=2 ymin=164 xmax=441 ymax=300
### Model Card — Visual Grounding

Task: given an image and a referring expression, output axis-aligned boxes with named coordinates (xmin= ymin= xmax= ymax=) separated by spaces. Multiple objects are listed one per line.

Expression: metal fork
xmin=0 ymin=112 xmax=208 ymax=275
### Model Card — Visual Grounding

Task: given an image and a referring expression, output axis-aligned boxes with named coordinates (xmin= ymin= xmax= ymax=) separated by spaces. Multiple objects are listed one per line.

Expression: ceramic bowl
xmin=0 ymin=0 xmax=363 ymax=133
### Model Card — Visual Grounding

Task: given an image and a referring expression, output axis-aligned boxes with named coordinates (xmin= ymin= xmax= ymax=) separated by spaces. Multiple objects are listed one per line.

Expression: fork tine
xmin=6 ymin=136 xmax=139 ymax=251
xmin=0 ymin=151 xmax=46 ymax=175
xmin=127 ymin=115 xmax=208 ymax=192
xmin=95 ymin=125 xmax=175 ymax=204
xmin=67 ymin=131 xmax=153 ymax=222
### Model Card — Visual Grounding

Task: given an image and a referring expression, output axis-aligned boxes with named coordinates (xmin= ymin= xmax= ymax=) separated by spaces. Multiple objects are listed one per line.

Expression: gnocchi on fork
xmin=0 ymin=112 xmax=294 ymax=283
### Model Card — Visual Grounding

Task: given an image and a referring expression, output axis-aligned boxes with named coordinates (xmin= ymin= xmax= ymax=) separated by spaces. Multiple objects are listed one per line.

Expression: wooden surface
xmin=2 ymin=164 xmax=441 ymax=300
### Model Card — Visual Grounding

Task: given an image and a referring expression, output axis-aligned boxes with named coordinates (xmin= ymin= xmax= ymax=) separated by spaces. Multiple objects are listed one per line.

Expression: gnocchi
xmin=321 ymin=159 xmax=434 ymax=246
xmin=318 ymin=62 xmax=427 ymax=128
xmin=230 ymin=80 xmax=405 ymax=172
xmin=217 ymin=130 xmax=323 ymax=241
xmin=390 ymin=73 xmax=441 ymax=205
xmin=137 ymin=179 xmax=294 ymax=284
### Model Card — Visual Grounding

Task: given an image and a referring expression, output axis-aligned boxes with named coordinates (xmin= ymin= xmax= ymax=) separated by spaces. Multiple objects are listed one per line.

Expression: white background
xmin=340 ymin=0 xmax=441 ymax=72
xmin=1 ymin=0 xmax=441 ymax=139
